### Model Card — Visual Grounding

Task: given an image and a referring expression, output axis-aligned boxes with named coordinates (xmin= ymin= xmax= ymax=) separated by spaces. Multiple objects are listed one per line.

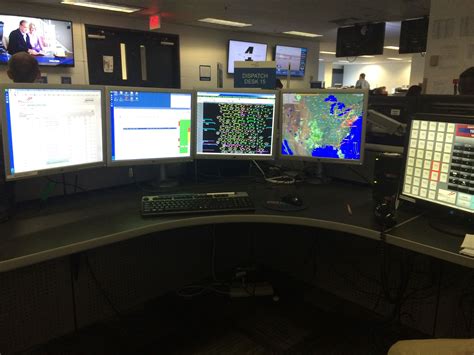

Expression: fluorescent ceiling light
xmin=61 ymin=0 xmax=141 ymax=13
xmin=198 ymin=18 xmax=252 ymax=27
xmin=283 ymin=31 xmax=322 ymax=38
xmin=360 ymin=55 xmax=375 ymax=58
xmin=320 ymin=51 xmax=336 ymax=55
xmin=387 ymin=57 xmax=403 ymax=61
xmin=384 ymin=46 xmax=400 ymax=50
xmin=318 ymin=58 xmax=324 ymax=61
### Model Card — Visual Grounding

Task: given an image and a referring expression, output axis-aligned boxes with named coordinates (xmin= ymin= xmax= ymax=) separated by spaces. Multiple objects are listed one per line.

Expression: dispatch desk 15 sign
xmin=281 ymin=92 xmax=365 ymax=162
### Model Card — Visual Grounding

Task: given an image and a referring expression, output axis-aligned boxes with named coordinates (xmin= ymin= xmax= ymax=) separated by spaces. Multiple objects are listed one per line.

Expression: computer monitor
xmin=195 ymin=90 xmax=277 ymax=160
xmin=106 ymin=87 xmax=194 ymax=166
xmin=1 ymin=85 xmax=105 ymax=181
xmin=280 ymin=89 xmax=368 ymax=164
xmin=400 ymin=114 xmax=474 ymax=227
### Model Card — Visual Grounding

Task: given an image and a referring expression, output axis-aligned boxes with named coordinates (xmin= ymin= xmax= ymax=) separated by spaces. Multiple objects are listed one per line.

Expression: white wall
xmin=424 ymin=0 xmax=474 ymax=94
xmin=342 ymin=62 xmax=411 ymax=92
xmin=409 ymin=54 xmax=426 ymax=87
xmin=0 ymin=3 xmax=319 ymax=89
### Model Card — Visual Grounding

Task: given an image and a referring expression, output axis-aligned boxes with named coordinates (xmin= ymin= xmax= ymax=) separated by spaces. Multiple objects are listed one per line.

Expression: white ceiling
xmin=23 ymin=0 xmax=431 ymax=64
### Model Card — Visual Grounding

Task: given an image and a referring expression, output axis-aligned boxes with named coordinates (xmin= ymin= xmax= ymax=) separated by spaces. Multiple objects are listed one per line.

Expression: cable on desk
xmin=252 ymin=160 xmax=295 ymax=185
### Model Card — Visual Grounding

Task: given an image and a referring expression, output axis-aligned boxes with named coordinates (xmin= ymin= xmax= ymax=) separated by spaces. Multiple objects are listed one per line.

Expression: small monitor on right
xmin=280 ymin=89 xmax=368 ymax=164
xmin=400 ymin=114 xmax=474 ymax=217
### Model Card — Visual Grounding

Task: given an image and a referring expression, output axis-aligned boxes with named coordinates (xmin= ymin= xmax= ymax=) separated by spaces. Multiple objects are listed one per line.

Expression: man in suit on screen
xmin=7 ymin=20 xmax=33 ymax=55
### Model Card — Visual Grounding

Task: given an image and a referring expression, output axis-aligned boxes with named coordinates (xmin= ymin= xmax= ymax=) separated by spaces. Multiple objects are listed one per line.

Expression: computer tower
xmin=373 ymin=152 xmax=403 ymax=203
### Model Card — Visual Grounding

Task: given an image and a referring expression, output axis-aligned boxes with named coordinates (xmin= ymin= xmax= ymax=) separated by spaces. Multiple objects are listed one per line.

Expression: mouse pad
xmin=263 ymin=200 xmax=307 ymax=212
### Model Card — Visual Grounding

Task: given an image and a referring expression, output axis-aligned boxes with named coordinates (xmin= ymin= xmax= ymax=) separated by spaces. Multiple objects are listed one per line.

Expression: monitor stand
xmin=306 ymin=162 xmax=331 ymax=185
xmin=428 ymin=213 xmax=474 ymax=238
xmin=157 ymin=164 xmax=178 ymax=189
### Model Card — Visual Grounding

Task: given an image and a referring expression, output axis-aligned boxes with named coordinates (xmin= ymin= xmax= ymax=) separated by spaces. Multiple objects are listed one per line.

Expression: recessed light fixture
xmin=384 ymin=46 xmax=400 ymax=50
xmin=320 ymin=51 xmax=336 ymax=55
xmin=283 ymin=31 xmax=322 ymax=38
xmin=198 ymin=18 xmax=252 ymax=27
xmin=61 ymin=0 xmax=141 ymax=13
xmin=360 ymin=55 xmax=375 ymax=58
xmin=319 ymin=58 xmax=324 ymax=61
xmin=387 ymin=57 xmax=403 ymax=61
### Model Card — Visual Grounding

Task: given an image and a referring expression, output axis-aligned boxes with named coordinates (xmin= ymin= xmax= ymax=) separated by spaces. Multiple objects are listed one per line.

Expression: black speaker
xmin=373 ymin=152 xmax=403 ymax=204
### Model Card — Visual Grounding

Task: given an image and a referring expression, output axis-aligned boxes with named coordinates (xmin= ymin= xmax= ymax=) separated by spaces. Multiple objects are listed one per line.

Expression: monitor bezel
xmin=227 ymin=39 xmax=268 ymax=74
xmin=278 ymin=88 xmax=368 ymax=165
xmin=105 ymin=86 xmax=195 ymax=167
xmin=0 ymin=83 xmax=106 ymax=181
xmin=195 ymin=88 xmax=279 ymax=161
xmin=399 ymin=112 xmax=474 ymax=216
xmin=0 ymin=13 xmax=75 ymax=67
xmin=274 ymin=44 xmax=308 ymax=78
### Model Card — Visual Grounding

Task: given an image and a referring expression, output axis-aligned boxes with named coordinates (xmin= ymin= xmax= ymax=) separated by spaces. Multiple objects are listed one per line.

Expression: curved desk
xmin=0 ymin=180 xmax=471 ymax=272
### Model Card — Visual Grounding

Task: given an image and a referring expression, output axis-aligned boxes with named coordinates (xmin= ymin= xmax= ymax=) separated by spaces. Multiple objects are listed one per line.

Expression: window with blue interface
xmin=2 ymin=88 xmax=104 ymax=180
xmin=196 ymin=91 xmax=276 ymax=158
xmin=109 ymin=90 xmax=192 ymax=163
xmin=281 ymin=92 xmax=366 ymax=162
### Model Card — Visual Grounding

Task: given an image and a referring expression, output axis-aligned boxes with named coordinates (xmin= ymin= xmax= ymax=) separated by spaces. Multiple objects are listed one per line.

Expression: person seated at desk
xmin=7 ymin=20 xmax=38 ymax=56
xmin=406 ymin=85 xmax=422 ymax=96
xmin=7 ymin=52 xmax=41 ymax=83
xmin=28 ymin=22 xmax=46 ymax=54
xmin=459 ymin=67 xmax=474 ymax=95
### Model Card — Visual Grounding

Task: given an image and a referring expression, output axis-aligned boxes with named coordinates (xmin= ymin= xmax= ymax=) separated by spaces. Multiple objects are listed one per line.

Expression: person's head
xmin=275 ymin=78 xmax=283 ymax=89
xmin=459 ymin=67 xmax=474 ymax=95
xmin=359 ymin=73 xmax=366 ymax=79
xmin=406 ymin=85 xmax=422 ymax=96
xmin=29 ymin=23 xmax=36 ymax=33
xmin=19 ymin=20 xmax=28 ymax=34
xmin=7 ymin=52 xmax=41 ymax=83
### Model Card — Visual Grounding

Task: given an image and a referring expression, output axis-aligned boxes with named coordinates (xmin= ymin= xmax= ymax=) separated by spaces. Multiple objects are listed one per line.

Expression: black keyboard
xmin=141 ymin=192 xmax=255 ymax=216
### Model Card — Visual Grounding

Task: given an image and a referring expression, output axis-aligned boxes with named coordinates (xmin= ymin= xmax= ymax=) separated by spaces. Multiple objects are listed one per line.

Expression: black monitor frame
xmin=399 ymin=112 xmax=474 ymax=219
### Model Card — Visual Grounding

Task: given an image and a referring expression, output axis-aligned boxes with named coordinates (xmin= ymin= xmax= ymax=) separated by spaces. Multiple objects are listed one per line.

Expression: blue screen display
xmin=281 ymin=92 xmax=365 ymax=161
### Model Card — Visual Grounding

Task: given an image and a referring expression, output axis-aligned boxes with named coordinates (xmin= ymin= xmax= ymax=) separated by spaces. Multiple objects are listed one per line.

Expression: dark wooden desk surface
xmin=0 ymin=179 xmax=471 ymax=272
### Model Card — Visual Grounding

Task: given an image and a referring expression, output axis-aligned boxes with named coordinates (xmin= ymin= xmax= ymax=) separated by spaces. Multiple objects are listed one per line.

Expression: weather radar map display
xmin=281 ymin=92 xmax=365 ymax=162
xmin=196 ymin=91 xmax=276 ymax=158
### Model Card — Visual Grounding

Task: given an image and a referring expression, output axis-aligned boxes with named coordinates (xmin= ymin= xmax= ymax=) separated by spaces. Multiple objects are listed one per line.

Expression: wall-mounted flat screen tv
xmin=399 ymin=17 xmax=429 ymax=54
xmin=336 ymin=22 xmax=385 ymax=57
xmin=0 ymin=14 xmax=74 ymax=66
xmin=227 ymin=39 xmax=267 ymax=74
xmin=275 ymin=45 xmax=307 ymax=77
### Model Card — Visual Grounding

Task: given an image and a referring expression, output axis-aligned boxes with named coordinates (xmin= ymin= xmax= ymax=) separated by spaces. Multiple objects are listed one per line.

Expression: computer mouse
xmin=281 ymin=194 xmax=303 ymax=206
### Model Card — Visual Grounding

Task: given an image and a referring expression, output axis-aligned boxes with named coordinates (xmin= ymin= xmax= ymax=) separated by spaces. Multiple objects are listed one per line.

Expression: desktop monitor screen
xmin=280 ymin=89 xmax=368 ymax=164
xmin=275 ymin=45 xmax=307 ymax=77
xmin=107 ymin=88 xmax=193 ymax=166
xmin=196 ymin=90 xmax=277 ymax=160
xmin=1 ymin=85 xmax=104 ymax=180
xmin=400 ymin=114 xmax=474 ymax=215
xmin=227 ymin=40 xmax=268 ymax=74
xmin=0 ymin=14 xmax=74 ymax=66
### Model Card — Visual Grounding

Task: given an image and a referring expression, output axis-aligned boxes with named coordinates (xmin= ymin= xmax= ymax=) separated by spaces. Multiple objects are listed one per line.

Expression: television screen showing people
xmin=196 ymin=91 xmax=277 ymax=159
xmin=108 ymin=89 xmax=193 ymax=165
xmin=275 ymin=45 xmax=307 ymax=77
xmin=280 ymin=90 xmax=366 ymax=163
xmin=0 ymin=14 xmax=74 ymax=66
xmin=2 ymin=87 xmax=104 ymax=180
xmin=401 ymin=116 xmax=474 ymax=214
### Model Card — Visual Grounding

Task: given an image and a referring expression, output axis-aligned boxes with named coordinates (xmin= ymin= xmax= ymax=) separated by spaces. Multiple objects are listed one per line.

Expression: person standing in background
xmin=355 ymin=73 xmax=370 ymax=90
